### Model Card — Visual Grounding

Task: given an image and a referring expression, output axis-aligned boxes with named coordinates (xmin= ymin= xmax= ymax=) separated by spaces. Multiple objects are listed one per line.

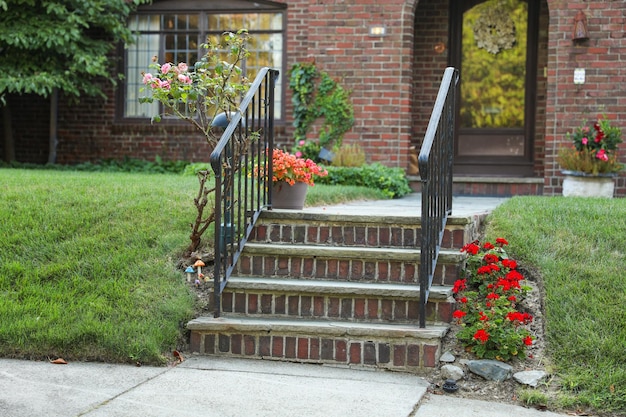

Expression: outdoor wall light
xmin=572 ymin=10 xmax=589 ymax=42
xmin=368 ymin=25 xmax=387 ymax=37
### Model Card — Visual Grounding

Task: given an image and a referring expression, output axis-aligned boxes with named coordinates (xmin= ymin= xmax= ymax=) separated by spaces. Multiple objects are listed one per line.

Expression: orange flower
xmin=271 ymin=148 xmax=327 ymax=186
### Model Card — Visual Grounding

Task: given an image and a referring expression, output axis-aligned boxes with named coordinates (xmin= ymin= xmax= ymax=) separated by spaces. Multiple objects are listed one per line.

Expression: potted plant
xmin=558 ymin=115 xmax=623 ymax=197
xmin=271 ymin=148 xmax=327 ymax=209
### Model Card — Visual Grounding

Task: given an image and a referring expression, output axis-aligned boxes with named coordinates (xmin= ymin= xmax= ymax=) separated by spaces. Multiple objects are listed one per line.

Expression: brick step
xmin=250 ymin=210 xmax=474 ymax=250
xmin=220 ymin=277 xmax=454 ymax=324
xmin=235 ymin=243 xmax=463 ymax=286
xmin=187 ymin=316 xmax=449 ymax=373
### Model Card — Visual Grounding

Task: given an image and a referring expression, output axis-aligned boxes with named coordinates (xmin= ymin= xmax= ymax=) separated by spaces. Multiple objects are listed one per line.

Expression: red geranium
xmin=473 ymin=329 xmax=490 ymax=344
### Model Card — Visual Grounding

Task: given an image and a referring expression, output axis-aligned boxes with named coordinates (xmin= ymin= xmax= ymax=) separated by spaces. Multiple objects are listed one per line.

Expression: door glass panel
xmin=461 ymin=0 xmax=527 ymax=129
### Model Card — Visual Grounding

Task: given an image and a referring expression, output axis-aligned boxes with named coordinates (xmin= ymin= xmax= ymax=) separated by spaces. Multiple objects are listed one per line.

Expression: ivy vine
xmin=289 ymin=62 xmax=354 ymax=160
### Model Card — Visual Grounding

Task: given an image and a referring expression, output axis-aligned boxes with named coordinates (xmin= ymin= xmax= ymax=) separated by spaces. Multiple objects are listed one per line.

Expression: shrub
xmin=332 ymin=143 xmax=366 ymax=167
xmin=316 ymin=163 xmax=411 ymax=198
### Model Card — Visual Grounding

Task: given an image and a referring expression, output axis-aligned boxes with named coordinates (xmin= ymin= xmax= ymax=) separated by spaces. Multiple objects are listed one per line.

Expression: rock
xmin=513 ymin=370 xmax=547 ymax=387
xmin=441 ymin=364 xmax=465 ymax=381
xmin=440 ymin=351 xmax=456 ymax=363
xmin=459 ymin=358 xmax=471 ymax=367
xmin=468 ymin=359 xmax=513 ymax=382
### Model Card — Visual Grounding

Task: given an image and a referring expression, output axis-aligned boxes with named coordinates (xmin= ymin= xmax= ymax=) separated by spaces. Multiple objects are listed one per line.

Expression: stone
xmin=459 ymin=358 xmax=471 ymax=367
xmin=468 ymin=359 xmax=513 ymax=382
xmin=513 ymin=370 xmax=547 ymax=387
xmin=441 ymin=364 xmax=465 ymax=381
xmin=440 ymin=351 xmax=455 ymax=363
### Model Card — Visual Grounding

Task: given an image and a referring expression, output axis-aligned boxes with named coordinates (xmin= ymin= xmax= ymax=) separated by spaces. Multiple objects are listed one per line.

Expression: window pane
xmin=460 ymin=0 xmax=527 ymax=129
xmin=126 ymin=16 xmax=159 ymax=117
xmin=126 ymin=9 xmax=284 ymax=119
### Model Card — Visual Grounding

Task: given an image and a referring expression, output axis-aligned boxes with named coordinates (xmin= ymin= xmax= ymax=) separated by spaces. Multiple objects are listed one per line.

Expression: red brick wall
xmin=544 ymin=0 xmax=626 ymax=196
xmin=411 ymin=0 xmax=450 ymax=147
xmin=277 ymin=0 xmax=417 ymax=170
xmin=1 ymin=0 xmax=624 ymax=197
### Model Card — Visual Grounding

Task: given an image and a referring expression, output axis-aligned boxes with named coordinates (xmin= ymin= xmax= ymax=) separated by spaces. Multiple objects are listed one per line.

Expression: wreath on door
xmin=472 ymin=0 xmax=517 ymax=54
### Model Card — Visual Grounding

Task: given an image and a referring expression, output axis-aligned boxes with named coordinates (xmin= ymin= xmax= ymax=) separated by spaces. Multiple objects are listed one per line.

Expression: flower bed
xmin=452 ymin=238 xmax=535 ymax=361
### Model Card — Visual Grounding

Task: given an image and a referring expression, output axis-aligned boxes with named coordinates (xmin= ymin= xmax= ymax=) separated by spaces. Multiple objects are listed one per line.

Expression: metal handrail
xmin=209 ymin=67 xmax=279 ymax=318
xmin=418 ymin=67 xmax=459 ymax=328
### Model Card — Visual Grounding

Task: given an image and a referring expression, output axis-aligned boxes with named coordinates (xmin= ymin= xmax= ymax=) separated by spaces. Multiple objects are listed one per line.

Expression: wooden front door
xmin=450 ymin=0 xmax=539 ymax=176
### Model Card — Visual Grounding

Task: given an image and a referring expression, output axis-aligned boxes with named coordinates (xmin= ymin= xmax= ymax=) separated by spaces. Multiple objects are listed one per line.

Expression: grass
xmin=0 ymin=168 xmax=387 ymax=364
xmin=486 ymin=196 xmax=626 ymax=413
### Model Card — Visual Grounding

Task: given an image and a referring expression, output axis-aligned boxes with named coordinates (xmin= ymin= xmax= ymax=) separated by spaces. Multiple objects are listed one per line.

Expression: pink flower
xmin=581 ymin=137 xmax=588 ymax=145
xmin=161 ymin=63 xmax=172 ymax=74
xmin=596 ymin=149 xmax=609 ymax=161
xmin=295 ymin=151 xmax=302 ymax=158
xmin=178 ymin=74 xmax=192 ymax=84
xmin=177 ymin=62 xmax=188 ymax=72
xmin=158 ymin=79 xmax=171 ymax=90
xmin=142 ymin=73 xmax=153 ymax=84
xmin=299 ymin=140 xmax=306 ymax=146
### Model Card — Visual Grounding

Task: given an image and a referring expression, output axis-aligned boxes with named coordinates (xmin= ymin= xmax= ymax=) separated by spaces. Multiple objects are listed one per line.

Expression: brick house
xmin=1 ymin=0 xmax=625 ymax=197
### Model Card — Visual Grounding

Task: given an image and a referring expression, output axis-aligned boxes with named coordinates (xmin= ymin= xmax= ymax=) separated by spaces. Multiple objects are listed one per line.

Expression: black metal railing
xmin=417 ymin=67 xmax=459 ymax=328
xmin=210 ymin=67 xmax=279 ymax=318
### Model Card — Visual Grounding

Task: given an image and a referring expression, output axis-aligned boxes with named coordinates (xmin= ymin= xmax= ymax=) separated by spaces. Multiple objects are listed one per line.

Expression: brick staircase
xmin=187 ymin=208 xmax=487 ymax=373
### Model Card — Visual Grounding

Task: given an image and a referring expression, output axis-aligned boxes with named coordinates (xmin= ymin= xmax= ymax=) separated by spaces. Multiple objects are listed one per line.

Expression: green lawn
xmin=485 ymin=196 xmax=626 ymax=413
xmin=0 ymin=168 xmax=386 ymax=364
xmin=3 ymin=168 xmax=625 ymax=413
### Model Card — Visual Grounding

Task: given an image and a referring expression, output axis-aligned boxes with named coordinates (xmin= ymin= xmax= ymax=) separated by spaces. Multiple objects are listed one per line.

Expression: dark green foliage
xmin=316 ymin=163 xmax=412 ymax=198
xmin=290 ymin=62 xmax=354 ymax=160
xmin=0 ymin=0 xmax=149 ymax=99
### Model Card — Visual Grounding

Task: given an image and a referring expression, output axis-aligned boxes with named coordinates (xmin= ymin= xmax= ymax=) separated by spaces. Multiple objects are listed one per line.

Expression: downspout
xmin=48 ymin=88 xmax=58 ymax=164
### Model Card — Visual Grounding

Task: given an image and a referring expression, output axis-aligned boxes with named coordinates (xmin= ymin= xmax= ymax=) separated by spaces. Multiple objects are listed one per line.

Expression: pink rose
xmin=299 ymin=140 xmax=305 ymax=146
xmin=158 ymin=79 xmax=171 ymax=90
xmin=178 ymin=62 xmax=189 ymax=72
xmin=178 ymin=74 xmax=192 ymax=84
xmin=142 ymin=73 xmax=153 ymax=84
xmin=596 ymin=149 xmax=609 ymax=161
xmin=581 ymin=137 xmax=588 ymax=145
xmin=295 ymin=151 xmax=303 ymax=158
xmin=161 ymin=63 xmax=172 ymax=74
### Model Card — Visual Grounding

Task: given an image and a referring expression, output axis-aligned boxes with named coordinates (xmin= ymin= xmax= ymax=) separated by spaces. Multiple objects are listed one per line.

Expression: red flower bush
xmin=558 ymin=115 xmax=623 ymax=175
xmin=452 ymin=238 xmax=535 ymax=361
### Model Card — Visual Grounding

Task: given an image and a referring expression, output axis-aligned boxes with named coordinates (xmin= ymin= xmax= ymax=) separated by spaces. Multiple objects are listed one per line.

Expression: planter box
xmin=562 ymin=171 xmax=615 ymax=198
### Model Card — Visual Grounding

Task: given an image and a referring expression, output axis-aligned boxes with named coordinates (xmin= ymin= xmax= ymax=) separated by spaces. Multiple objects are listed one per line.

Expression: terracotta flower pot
xmin=272 ymin=181 xmax=309 ymax=209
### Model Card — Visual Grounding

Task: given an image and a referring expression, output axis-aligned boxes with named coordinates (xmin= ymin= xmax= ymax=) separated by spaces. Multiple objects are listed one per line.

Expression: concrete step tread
xmin=243 ymin=242 xmax=463 ymax=262
xmin=225 ymin=276 xmax=452 ymax=299
xmin=259 ymin=210 xmax=473 ymax=226
xmin=187 ymin=316 xmax=449 ymax=340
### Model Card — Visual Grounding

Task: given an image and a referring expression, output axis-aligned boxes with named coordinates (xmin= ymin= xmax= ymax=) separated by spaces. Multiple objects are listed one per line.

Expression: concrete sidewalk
xmin=0 ymin=356 xmax=569 ymax=417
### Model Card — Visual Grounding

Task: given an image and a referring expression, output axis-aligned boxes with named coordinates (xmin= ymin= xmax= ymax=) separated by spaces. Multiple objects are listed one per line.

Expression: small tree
xmin=140 ymin=30 xmax=252 ymax=255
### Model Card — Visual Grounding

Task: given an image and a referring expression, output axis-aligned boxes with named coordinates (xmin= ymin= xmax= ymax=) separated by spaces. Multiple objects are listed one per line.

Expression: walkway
xmin=0 ymin=356 xmax=569 ymax=417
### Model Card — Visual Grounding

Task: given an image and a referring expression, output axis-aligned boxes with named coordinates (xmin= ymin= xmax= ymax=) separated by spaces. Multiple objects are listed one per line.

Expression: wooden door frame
xmin=449 ymin=0 xmax=540 ymax=176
